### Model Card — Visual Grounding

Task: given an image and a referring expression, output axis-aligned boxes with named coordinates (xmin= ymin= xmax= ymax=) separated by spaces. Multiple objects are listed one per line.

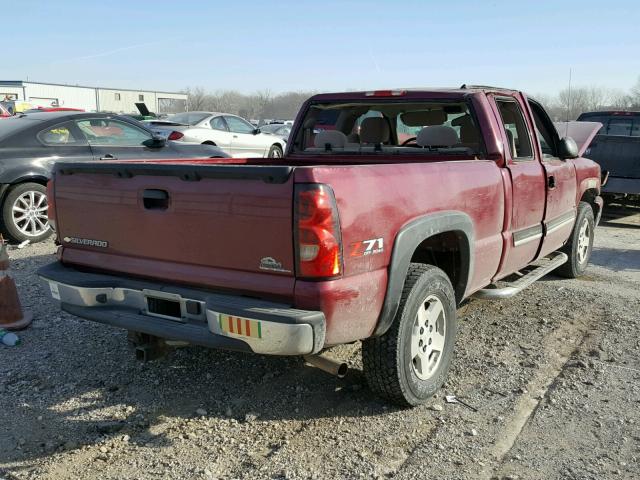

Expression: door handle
xmin=232 ymin=135 xmax=238 ymax=138
xmin=142 ymin=189 xmax=169 ymax=210
xmin=547 ymin=175 xmax=556 ymax=189
xmin=100 ymin=154 xmax=117 ymax=160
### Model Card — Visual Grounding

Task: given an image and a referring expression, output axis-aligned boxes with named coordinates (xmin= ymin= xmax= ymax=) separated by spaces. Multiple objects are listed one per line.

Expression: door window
xmin=496 ymin=99 xmax=533 ymax=160
xmin=528 ymin=100 xmax=558 ymax=158
xmin=224 ymin=116 xmax=255 ymax=134
xmin=75 ymin=119 xmax=151 ymax=146
xmin=211 ymin=116 xmax=228 ymax=131
xmin=38 ymin=121 xmax=86 ymax=145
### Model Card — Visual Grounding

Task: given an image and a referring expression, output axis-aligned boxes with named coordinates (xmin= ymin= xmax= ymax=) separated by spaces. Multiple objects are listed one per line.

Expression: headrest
xmin=454 ymin=115 xmax=480 ymax=143
xmin=400 ymin=110 xmax=447 ymax=126
xmin=314 ymin=130 xmax=347 ymax=149
xmin=416 ymin=125 xmax=460 ymax=147
xmin=360 ymin=117 xmax=390 ymax=144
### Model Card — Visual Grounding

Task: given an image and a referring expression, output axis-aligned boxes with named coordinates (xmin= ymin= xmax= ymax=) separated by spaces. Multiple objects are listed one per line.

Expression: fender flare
xmin=373 ymin=211 xmax=474 ymax=336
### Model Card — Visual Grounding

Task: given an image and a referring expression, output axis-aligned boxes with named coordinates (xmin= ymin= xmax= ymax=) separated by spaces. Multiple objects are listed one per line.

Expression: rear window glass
xmin=578 ymin=113 xmax=640 ymax=137
xmin=291 ymin=100 xmax=483 ymax=156
xmin=166 ymin=112 xmax=209 ymax=125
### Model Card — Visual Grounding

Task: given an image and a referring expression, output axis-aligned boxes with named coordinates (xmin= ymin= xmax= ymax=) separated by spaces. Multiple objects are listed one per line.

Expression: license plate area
xmin=143 ymin=290 xmax=185 ymax=322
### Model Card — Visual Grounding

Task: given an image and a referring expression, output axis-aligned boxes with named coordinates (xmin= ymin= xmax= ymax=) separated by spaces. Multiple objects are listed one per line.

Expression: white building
xmin=0 ymin=80 xmax=188 ymax=114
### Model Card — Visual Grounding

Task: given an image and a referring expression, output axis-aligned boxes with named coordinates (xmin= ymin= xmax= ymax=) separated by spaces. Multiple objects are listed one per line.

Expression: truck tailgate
xmin=53 ymin=162 xmax=296 ymax=298
xmin=585 ymin=135 xmax=640 ymax=179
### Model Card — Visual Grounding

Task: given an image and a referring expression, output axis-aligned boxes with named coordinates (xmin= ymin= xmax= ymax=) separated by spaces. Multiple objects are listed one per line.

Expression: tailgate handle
xmin=142 ymin=189 xmax=169 ymax=210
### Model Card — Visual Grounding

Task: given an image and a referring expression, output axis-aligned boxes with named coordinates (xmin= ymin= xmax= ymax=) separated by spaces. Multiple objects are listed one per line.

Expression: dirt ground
xmin=1 ymin=206 xmax=638 ymax=480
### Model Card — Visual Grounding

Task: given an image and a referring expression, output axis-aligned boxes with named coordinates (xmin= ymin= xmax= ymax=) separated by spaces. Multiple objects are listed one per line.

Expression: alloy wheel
xmin=12 ymin=190 xmax=50 ymax=237
xmin=410 ymin=294 xmax=447 ymax=380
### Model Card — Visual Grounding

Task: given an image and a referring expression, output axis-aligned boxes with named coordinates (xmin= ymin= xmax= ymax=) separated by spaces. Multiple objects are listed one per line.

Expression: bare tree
xmin=183 ymin=86 xmax=208 ymax=111
xmin=630 ymin=76 xmax=640 ymax=108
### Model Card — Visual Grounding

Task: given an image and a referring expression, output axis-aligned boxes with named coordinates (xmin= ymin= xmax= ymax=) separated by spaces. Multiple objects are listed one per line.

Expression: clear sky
xmin=5 ymin=0 xmax=640 ymax=95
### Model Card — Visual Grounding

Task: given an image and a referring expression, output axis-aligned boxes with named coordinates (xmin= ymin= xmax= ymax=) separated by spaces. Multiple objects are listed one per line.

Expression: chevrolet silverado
xmin=39 ymin=86 xmax=603 ymax=406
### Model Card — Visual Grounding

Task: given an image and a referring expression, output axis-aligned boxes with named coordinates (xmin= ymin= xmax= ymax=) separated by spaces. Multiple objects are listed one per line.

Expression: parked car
xmin=0 ymin=103 xmax=11 ymax=118
xmin=577 ymin=111 xmax=640 ymax=200
xmin=0 ymin=111 xmax=228 ymax=243
xmin=259 ymin=122 xmax=293 ymax=141
xmin=22 ymin=107 xmax=85 ymax=113
xmin=40 ymin=87 xmax=602 ymax=406
xmin=146 ymin=112 xmax=286 ymax=158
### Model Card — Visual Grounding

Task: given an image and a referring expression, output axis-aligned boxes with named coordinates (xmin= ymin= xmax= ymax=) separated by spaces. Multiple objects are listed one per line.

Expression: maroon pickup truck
xmin=39 ymin=86 xmax=603 ymax=406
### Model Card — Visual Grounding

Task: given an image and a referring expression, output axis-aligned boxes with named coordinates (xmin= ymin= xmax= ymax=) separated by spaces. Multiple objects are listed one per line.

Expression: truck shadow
xmin=589 ymin=246 xmax=640 ymax=272
xmin=1 ymin=254 xmax=396 ymax=466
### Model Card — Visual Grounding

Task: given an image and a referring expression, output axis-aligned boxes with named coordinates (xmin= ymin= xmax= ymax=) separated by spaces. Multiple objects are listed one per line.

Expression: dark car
xmin=577 ymin=111 xmax=640 ymax=200
xmin=0 ymin=111 xmax=228 ymax=243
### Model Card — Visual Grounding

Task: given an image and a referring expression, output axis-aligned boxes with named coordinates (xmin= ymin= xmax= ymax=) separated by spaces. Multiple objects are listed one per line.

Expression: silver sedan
xmin=147 ymin=112 xmax=286 ymax=158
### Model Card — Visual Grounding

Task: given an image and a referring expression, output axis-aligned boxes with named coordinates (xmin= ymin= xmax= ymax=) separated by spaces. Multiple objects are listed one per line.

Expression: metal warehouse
xmin=0 ymin=80 xmax=187 ymax=114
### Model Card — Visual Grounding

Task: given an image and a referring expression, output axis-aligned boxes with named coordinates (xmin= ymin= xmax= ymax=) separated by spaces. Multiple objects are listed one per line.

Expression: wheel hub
xmin=12 ymin=190 xmax=50 ymax=237
xmin=576 ymin=217 xmax=590 ymax=264
xmin=410 ymin=294 xmax=446 ymax=380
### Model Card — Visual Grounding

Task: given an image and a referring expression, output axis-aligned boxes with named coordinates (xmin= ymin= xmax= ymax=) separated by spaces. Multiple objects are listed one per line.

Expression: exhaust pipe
xmin=303 ymin=354 xmax=348 ymax=378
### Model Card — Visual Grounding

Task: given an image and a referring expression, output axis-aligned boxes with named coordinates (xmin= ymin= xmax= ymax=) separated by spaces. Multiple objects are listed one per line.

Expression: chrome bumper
xmin=39 ymin=262 xmax=325 ymax=356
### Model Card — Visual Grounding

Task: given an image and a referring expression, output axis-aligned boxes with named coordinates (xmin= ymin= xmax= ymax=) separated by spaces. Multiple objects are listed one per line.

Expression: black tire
xmin=556 ymin=201 xmax=595 ymax=278
xmin=201 ymin=141 xmax=216 ymax=146
xmin=1 ymin=182 xmax=52 ymax=243
xmin=362 ymin=264 xmax=457 ymax=407
xmin=268 ymin=144 xmax=283 ymax=158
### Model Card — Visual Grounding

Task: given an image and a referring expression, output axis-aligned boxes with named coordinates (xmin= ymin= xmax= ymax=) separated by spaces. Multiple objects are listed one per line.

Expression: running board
xmin=473 ymin=252 xmax=568 ymax=300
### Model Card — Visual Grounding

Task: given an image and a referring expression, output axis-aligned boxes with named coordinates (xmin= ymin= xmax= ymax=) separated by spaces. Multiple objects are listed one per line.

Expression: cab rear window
xmin=292 ymin=100 xmax=483 ymax=156
xmin=578 ymin=113 xmax=640 ymax=137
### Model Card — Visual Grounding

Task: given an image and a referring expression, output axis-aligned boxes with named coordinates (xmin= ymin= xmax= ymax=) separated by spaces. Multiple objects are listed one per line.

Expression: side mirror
xmin=143 ymin=136 xmax=166 ymax=148
xmin=253 ymin=128 xmax=261 ymax=135
xmin=559 ymin=137 xmax=578 ymax=159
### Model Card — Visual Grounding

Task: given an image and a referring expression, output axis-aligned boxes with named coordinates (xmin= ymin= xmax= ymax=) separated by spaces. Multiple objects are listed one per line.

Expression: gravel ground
xmin=1 ymin=206 xmax=638 ymax=480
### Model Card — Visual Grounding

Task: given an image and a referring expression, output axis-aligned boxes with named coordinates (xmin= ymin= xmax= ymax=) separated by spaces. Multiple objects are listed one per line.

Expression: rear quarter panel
xmin=294 ymin=160 xmax=505 ymax=345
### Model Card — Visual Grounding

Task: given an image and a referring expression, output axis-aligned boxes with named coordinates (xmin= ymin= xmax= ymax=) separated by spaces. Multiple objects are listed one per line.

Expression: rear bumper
xmin=602 ymin=177 xmax=640 ymax=195
xmin=38 ymin=262 xmax=325 ymax=355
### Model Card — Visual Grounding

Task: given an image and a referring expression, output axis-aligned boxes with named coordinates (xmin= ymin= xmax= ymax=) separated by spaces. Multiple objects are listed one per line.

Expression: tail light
xmin=167 ymin=131 xmax=184 ymax=140
xmin=46 ymin=179 xmax=56 ymax=232
xmin=294 ymin=184 xmax=342 ymax=278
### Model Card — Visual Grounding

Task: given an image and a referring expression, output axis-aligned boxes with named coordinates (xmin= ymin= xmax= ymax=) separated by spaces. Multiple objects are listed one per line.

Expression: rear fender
xmin=373 ymin=211 xmax=474 ymax=336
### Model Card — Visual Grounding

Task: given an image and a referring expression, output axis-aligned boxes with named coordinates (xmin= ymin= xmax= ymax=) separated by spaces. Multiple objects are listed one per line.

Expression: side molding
xmin=373 ymin=211 xmax=474 ymax=337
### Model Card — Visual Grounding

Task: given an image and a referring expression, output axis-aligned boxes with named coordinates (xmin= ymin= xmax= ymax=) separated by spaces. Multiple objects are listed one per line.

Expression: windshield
xmin=291 ymin=100 xmax=483 ymax=156
xmin=166 ymin=112 xmax=209 ymax=125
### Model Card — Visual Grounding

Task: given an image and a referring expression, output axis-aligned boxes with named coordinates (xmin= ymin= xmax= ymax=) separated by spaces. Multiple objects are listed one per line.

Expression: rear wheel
xmin=268 ymin=144 xmax=283 ymax=158
xmin=1 ymin=182 xmax=52 ymax=243
xmin=556 ymin=201 xmax=594 ymax=278
xmin=362 ymin=264 xmax=457 ymax=406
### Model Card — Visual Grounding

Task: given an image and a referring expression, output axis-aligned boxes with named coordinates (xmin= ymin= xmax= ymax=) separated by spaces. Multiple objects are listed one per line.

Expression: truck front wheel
xmin=556 ymin=201 xmax=595 ymax=278
xmin=362 ymin=264 xmax=457 ymax=407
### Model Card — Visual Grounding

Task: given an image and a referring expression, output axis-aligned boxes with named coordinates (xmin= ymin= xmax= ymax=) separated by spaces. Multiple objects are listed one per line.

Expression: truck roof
xmin=307 ymin=85 xmax=522 ymax=102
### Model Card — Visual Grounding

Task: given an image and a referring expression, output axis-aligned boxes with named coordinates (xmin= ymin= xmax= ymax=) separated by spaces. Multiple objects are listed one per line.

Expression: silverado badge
xmin=63 ymin=237 xmax=109 ymax=248
xmin=259 ymin=256 xmax=290 ymax=273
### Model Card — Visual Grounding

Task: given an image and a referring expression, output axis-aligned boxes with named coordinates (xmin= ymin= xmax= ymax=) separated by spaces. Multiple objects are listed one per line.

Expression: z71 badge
xmin=349 ymin=238 xmax=384 ymax=257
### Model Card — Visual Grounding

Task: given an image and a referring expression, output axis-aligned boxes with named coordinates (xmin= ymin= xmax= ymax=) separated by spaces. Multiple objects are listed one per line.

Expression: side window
xmin=224 ymin=116 xmax=255 ymax=134
xmin=37 ymin=121 xmax=86 ymax=145
xmin=496 ymin=99 xmax=533 ymax=160
xmin=528 ymin=101 xmax=558 ymax=158
xmin=75 ymin=119 xmax=151 ymax=146
xmin=211 ymin=116 xmax=228 ymax=131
